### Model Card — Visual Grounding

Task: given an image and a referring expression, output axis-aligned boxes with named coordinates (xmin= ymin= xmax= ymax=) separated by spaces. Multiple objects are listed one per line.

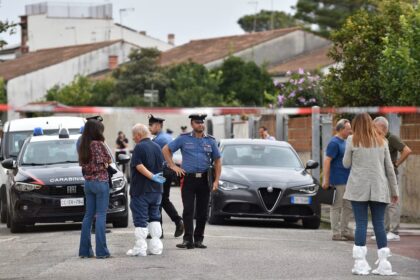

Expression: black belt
xmin=184 ymin=172 xmax=207 ymax=178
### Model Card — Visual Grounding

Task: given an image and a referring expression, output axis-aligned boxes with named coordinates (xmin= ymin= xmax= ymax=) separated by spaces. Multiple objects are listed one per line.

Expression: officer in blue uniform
xmin=162 ymin=114 xmax=221 ymax=249
xmin=148 ymin=115 xmax=184 ymax=238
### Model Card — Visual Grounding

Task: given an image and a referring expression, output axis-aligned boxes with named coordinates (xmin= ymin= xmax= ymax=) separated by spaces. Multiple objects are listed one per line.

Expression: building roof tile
xmin=0 ymin=40 xmax=120 ymax=81
xmin=159 ymin=27 xmax=300 ymax=67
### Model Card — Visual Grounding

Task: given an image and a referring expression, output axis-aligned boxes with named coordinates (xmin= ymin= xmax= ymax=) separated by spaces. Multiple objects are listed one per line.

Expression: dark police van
xmin=1 ymin=128 xmax=129 ymax=233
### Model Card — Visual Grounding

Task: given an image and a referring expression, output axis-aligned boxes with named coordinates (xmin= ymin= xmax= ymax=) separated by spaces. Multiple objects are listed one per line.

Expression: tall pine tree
xmin=294 ymin=0 xmax=370 ymax=37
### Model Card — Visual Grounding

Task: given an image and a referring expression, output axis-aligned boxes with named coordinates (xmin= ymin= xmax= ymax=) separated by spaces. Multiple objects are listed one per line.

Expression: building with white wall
xmin=0 ymin=40 xmax=139 ymax=120
xmin=18 ymin=2 xmax=173 ymax=54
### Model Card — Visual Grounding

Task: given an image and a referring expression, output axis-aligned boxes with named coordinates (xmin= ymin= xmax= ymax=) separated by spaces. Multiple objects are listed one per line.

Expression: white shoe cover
xmin=126 ymin=227 xmax=148 ymax=257
xmin=352 ymin=245 xmax=371 ymax=275
xmin=148 ymin=222 xmax=163 ymax=255
xmin=372 ymin=247 xmax=397 ymax=276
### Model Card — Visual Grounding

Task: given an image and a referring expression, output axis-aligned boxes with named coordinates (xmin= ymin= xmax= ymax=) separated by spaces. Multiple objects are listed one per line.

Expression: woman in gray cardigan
xmin=343 ymin=113 xmax=399 ymax=276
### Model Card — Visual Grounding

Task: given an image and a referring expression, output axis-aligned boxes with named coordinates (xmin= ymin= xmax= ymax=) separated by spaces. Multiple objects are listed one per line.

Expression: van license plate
xmin=291 ymin=196 xmax=311 ymax=204
xmin=61 ymin=198 xmax=84 ymax=207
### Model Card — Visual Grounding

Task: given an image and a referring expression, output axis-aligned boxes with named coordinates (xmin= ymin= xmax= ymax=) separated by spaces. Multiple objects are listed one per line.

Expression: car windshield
xmin=222 ymin=144 xmax=302 ymax=168
xmin=21 ymin=139 xmax=79 ymax=165
xmin=7 ymin=129 xmax=80 ymax=158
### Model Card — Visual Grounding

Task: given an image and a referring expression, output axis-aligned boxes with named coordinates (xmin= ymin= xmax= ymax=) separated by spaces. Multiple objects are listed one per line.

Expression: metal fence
xmin=25 ymin=2 xmax=112 ymax=19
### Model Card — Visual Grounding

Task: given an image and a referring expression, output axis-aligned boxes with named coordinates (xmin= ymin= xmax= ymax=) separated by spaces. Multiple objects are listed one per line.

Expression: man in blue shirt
xmin=149 ymin=115 xmax=184 ymax=238
xmin=126 ymin=123 xmax=166 ymax=257
xmin=163 ymin=114 xmax=221 ymax=249
xmin=322 ymin=119 xmax=353 ymax=241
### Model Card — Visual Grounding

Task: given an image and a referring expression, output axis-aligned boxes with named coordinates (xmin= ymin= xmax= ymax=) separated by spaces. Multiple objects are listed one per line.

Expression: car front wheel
xmin=302 ymin=216 xmax=320 ymax=229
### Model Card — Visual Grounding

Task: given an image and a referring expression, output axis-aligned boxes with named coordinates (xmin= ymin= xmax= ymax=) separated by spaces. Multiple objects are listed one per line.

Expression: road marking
xmin=0 ymin=237 xmax=18 ymax=243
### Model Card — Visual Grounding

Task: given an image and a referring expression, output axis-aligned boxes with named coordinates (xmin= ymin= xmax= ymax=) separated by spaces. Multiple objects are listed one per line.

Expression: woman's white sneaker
xmin=387 ymin=232 xmax=400 ymax=241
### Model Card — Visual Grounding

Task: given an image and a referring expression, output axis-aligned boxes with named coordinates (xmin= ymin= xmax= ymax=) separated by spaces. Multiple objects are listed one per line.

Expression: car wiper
xmin=21 ymin=162 xmax=45 ymax=166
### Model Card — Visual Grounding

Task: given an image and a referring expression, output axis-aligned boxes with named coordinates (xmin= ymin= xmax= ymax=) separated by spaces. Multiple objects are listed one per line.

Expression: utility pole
xmin=248 ymin=1 xmax=258 ymax=32
xmin=270 ymin=0 xmax=275 ymax=30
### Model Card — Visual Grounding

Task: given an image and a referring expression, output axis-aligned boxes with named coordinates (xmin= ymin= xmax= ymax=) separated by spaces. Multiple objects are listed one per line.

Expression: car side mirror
xmin=305 ymin=160 xmax=319 ymax=169
xmin=117 ymin=154 xmax=130 ymax=164
xmin=2 ymin=158 xmax=16 ymax=169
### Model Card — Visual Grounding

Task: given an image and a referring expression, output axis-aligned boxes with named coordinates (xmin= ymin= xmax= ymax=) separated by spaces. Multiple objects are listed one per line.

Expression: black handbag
xmin=317 ymin=186 xmax=336 ymax=205
xmin=107 ymin=165 xmax=118 ymax=188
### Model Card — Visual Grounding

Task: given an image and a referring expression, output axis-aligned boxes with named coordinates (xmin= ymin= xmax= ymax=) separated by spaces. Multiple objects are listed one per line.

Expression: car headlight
xmin=218 ymin=180 xmax=248 ymax=191
xmin=110 ymin=178 xmax=125 ymax=193
xmin=14 ymin=182 xmax=42 ymax=192
xmin=292 ymin=184 xmax=319 ymax=194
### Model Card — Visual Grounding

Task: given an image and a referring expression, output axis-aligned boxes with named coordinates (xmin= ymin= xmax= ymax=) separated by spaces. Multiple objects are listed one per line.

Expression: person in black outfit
xmin=149 ymin=115 xmax=184 ymax=238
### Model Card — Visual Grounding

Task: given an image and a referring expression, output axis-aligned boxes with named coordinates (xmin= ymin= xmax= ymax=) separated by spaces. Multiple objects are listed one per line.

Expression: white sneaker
xmin=387 ymin=232 xmax=400 ymax=241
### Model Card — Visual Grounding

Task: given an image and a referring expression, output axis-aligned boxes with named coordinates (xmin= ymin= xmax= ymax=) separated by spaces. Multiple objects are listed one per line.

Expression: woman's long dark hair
xmin=78 ymin=120 xmax=105 ymax=165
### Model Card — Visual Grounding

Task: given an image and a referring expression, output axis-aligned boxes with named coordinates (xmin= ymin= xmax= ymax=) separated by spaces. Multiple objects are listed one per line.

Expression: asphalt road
xmin=0 ymin=187 xmax=419 ymax=280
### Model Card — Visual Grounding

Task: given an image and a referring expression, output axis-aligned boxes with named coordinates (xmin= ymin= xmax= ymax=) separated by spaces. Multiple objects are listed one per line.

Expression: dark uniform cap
xmin=86 ymin=115 xmax=103 ymax=122
xmin=188 ymin=114 xmax=207 ymax=123
xmin=166 ymin=128 xmax=173 ymax=134
xmin=148 ymin=114 xmax=165 ymax=125
xmin=180 ymin=126 xmax=187 ymax=130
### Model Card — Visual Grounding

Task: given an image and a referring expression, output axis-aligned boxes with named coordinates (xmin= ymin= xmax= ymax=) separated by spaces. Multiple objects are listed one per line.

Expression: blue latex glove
xmin=151 ymin=172 xmax=166 ymax=184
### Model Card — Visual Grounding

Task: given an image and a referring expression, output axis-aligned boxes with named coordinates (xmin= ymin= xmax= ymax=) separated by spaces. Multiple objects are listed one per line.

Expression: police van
xmin=1 ymin=127 xmax=129 ymax=233
xmin=0 ymin=116 xmax=85 ymax=224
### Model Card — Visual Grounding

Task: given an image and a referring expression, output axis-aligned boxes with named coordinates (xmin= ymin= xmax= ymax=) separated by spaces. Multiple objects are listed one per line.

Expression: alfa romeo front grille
xmin=258 ymin=187 xmax=282 ymax=213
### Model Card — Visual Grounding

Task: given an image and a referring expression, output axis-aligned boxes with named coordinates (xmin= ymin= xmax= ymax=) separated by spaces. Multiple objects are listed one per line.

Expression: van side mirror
xmin=305 ymin=160 xmax=319 ymax=170
xmin=117 ymin=154 xmax=130 ymax=164
xmin=2 ymin=158 xmax=16 ymax=169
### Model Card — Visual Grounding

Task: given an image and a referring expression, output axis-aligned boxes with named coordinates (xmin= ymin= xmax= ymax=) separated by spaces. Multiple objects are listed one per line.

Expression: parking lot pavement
xmin=0 ymin=187 xmax=419 ymax=280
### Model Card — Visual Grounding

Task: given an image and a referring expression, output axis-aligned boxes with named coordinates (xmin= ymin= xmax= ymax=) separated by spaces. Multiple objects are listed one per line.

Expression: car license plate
xmin=291 ymin=196 xmax=312 ymax=204
xmin=60 ymin=198 xmax=84 ymax=207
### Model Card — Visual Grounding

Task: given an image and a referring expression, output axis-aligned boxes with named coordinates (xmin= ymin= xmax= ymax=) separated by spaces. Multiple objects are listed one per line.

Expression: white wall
xmin=27 ymin=14 xmax=172 ymax=52
xmin=205 ymin=30 xmax=331 ymax=69
xmin=7 ymin=41 xmax=138 ymax=120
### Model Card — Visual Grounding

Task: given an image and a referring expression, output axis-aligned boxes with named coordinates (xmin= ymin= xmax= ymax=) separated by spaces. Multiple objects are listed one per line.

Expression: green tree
xmin=294 ymin=0 xmax=371 ymax=37
xmin=111 ymin=48 xmax=167 ymax=106
xmin=46 ymin=75 xmax=115 ymax=106
xmin=323 ymin=0 xmax=416 ymax=106
xmin=237 ymin=10 xmax=297 ymax=33
xmin=379 ymin=5 xmax=420 ymax=105
xmin=215 ymin=56 xmax=275 ymax=106
xmin=0 ymin=20 xmax=17 ymax=48
xmin=164 ymin=62 xmax=224 ymax=107
xmin=0 ymin=78 xmax=6 ymax=104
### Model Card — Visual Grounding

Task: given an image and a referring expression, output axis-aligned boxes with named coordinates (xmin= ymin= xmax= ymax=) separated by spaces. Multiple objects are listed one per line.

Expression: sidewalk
xmin=321 ymin=205 xmax=420 ymax=261
xmin=321 ymin=205 xmax=420 ymax=236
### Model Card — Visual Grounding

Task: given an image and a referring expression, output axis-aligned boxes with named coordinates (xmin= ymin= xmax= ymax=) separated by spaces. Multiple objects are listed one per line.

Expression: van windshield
xmin=6 ymin=129 xmax=80 ymax=158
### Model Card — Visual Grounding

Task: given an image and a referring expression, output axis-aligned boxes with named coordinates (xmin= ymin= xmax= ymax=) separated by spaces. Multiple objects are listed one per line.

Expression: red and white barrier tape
xmin=1 ymin=104 xmax=419 ymax=115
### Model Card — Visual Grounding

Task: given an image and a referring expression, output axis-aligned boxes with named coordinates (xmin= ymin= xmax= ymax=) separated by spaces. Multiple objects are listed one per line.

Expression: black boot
xmin=174 ymin=220 xmax=184 ymax=238
xmin=194 ymin=241 xmax=207 ymax=249
xmin=176 ymin=240 xmax=194 ymax=249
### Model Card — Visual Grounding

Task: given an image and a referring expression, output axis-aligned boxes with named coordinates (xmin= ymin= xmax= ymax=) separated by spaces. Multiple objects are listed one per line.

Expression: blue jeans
xmin=130 ymin=193 xmax=162 ymax=228
xmin=351 ymin=200 xmax=388 ymax=249
xmin=79 ymin=180 xmax=110 ymax=258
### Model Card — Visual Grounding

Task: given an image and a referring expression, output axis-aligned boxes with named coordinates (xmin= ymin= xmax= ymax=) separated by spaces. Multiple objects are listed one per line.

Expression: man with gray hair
xmin=126 ymin=123 xmax=166 ymax=256
xmin=322 ymin=119 xmax=354 ymax=241
xmin=373 ymin=116 xmax=412 ymax=242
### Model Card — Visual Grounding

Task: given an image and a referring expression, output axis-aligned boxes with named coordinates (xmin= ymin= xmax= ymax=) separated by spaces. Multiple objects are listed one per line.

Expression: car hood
xmin=16 ymin=163 xmax=122 ymax=185
xmin=220 ymin=166 xmax=315 ymax=188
